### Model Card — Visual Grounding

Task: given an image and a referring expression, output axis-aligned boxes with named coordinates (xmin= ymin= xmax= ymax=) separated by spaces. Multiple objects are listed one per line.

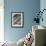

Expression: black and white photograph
xmin=11 ymin=12 xmax=24 ymax=27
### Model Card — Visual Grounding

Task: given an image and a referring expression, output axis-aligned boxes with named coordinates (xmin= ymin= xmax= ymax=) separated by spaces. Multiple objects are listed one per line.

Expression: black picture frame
xmin=11 ymin=12 xmax=24 ymax=28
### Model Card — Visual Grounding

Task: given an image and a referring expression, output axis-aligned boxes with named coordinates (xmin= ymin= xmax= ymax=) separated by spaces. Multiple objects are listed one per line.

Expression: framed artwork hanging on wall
xmin=11 ymin=12 xmax=24 ymax=28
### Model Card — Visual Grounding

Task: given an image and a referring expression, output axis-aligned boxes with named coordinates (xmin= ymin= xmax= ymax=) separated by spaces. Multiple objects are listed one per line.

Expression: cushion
xmin=17 ymin=37 xmax=25 ymax=46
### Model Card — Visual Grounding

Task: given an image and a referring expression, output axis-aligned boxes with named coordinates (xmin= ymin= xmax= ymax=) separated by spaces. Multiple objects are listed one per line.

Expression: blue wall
xmin=4 ymin=0 xmax=40 ymax=42
xmin=40 ymin=0 xmax=46 ymax=27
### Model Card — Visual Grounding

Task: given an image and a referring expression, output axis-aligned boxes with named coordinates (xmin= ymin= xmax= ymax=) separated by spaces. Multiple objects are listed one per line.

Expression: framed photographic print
xmin=11 ymin=12 xmax=24 ymax=28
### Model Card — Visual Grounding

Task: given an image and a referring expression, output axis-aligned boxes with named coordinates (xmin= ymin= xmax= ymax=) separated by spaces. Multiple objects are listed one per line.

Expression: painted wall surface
xmin=4 ymin=0 xmax=40 ymax=42
xmin=40 ymin=0 xmax=46 ymax=27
